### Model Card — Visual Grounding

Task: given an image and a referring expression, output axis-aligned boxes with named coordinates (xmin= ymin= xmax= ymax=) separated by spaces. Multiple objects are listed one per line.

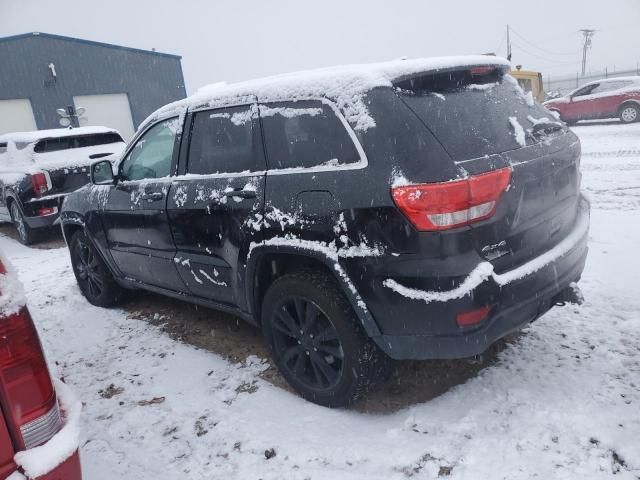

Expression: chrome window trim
xmin=260 ymin=97 xmax=368 ymax=176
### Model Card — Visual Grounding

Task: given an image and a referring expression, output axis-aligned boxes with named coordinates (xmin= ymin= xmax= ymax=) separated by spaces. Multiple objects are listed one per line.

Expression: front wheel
xmin=619 ymin=104 xmax=639 ymax=123
xmin=261 ymin=271 xmax=390 ymax=408
xmin=69 ymin=230 xmax=127 ymax=307
xmin=10 ymin=202 xmax=36 ymax=245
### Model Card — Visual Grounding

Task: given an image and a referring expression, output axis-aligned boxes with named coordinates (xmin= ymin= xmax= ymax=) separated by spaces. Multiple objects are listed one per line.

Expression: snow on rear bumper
xmin=14 ymin=380 xmax=82 ymax=480
xmin=372 ymin=196 xmax=590 ymax=359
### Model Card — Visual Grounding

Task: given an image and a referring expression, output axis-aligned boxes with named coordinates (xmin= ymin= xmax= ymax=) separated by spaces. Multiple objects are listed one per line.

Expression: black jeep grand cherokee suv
xmin=61 ymin=56 xmax=589 ymax=407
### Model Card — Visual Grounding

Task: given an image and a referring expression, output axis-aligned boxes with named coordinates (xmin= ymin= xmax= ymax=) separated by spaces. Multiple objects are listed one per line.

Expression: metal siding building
xmin=0 ymin=32 xmax=186 ymax=139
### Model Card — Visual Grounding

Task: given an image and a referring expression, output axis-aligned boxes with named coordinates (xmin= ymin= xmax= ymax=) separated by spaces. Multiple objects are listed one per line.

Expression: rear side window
xmin=0 ymin=143 xmax=6 ymax=155
xmin=33 ymin=132 xmax=123 ymax=153
xmin=396 ymin=70 xmax=552 ymax=162
xmin=260 ymin=101 xmax=360 ymax=170
xmin=187 ymin=106 xmax=255 ymax=174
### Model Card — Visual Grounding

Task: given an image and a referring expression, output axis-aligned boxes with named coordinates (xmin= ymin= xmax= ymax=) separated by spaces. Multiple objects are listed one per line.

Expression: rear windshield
xmin=34 ymin=132 xmax=124 ymax=153
xmin=396 ymin=69 xmax=553 ymax=162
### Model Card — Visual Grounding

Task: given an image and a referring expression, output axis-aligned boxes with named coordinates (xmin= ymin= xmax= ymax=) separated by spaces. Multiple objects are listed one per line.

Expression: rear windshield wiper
xmin=531 ymin=121 xmax=563 ymax=137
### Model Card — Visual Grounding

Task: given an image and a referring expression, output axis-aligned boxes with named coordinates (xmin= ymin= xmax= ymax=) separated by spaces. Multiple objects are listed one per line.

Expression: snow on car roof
xmin=0 ymin=126 xmax=120 ymax=144
xmin=141 ymin=55 xmax=510 ymax=132
xmin=596 ymin=76 xmax=640 ymax=83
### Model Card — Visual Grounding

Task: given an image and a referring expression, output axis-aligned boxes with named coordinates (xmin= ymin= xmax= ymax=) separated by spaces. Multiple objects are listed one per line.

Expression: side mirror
xmin=91 ymin=160 xmax=116 ymax=185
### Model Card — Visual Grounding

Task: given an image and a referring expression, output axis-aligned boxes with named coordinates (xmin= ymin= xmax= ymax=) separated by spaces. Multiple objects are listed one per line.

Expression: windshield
xmin=396 ymin=70 xmax=553 ymax=162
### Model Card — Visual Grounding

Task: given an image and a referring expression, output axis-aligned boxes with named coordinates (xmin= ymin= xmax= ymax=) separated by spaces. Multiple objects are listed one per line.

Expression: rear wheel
xmin=69 ymin=230 xmax=127 ymax=307
xmin=9 ymin=202 xmax=36 ymax=246
xmin=261 ymin=271 xmax=390 ymax=408
xmin=619 ymin=104 xmax=639 ymax=123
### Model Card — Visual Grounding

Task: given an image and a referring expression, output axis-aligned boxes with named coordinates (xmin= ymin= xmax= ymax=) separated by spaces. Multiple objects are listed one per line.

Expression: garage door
xmin=73 ymin=93 xmax=136 ymax=141
xmin=0 ymin=99 xmax=37 ymax=135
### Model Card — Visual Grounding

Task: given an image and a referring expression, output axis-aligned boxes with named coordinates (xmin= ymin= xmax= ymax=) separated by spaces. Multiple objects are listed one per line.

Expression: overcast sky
xmin=1 ymin=0 xmax=639 ymax=93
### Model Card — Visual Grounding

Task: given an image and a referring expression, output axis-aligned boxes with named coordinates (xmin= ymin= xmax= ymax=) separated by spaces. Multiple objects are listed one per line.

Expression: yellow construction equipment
xmin=511 ymin=66 xmax=546 ymax=102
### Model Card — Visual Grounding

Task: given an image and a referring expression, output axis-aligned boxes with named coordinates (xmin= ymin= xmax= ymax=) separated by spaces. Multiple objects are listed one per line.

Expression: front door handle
xmin=140 ymin=192 xmax=164 ymax=201
xmin=224 ymin=189 xmax=257 ymax=199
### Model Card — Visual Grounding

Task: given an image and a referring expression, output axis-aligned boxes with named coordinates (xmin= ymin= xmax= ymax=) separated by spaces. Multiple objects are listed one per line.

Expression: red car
xmin=0 ymin=255 xmax=82 ymax=480
xmin=544 ymin=76 xmax=640 ymax=125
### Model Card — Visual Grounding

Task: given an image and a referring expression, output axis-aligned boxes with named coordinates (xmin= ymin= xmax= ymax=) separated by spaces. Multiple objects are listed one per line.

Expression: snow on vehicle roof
xmin=141 ymin=55 xmax=510 ymax=132
xmin=0 ymin=126 xmax=120 ymax=144
xmin=595 ymin=76 xmax=640 ymax=83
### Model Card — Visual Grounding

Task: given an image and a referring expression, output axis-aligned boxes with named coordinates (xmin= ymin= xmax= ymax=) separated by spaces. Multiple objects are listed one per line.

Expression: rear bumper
xmin=22 ymin=198 xmax=64 ymax=229
xmin=368 ymin=196 xmax=590 ymax=360
xmin=32 ymin=450 xmax=82 ymax=480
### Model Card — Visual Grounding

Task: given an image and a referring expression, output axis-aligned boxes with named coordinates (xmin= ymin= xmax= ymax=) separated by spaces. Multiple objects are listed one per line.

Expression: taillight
xmin=470 ymin=66 xmax=494 ymax=76
xmin=31 ymin=172 xmax=51 ymax=197
xmin=0 ymin=307 xmax=61 ymax=449
xmin=37 ymin=206 xmax=57 ymax=217
xmin=391 ymin=168 xmax=512 ymax=231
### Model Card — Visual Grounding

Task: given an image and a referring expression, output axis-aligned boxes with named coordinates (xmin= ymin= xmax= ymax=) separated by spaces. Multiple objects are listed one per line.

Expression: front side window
xmin=187 ymin=106 xmax=255 ymax=174
xmin=573 ymin=84 xmax=598 ymax=97
xmin=119 ymin=118 xmax=178 ymax=181
xmin=260 ymin=100 xmax=360 ymax=170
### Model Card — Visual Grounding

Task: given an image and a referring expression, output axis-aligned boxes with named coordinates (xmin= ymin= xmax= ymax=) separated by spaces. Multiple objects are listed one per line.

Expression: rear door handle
xmin=140 ymin=192 xmax=164 ymax=201
xmin=224 ymin=189 xmax=257 ymax=199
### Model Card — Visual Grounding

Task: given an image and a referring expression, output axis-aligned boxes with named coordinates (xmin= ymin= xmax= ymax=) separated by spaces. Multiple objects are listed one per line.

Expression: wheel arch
xmin=246 ymin=246 xmax=381 ymax=338
xmin=61 ymin=221 xmax=84 ymax=246
xmin=618 ymin=99 xmax=640 ymax=112
xmin=62 ymin=216 xmax=122 ymax=284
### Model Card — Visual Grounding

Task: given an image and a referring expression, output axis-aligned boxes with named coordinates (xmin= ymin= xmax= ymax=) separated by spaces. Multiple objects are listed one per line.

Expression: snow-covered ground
xmin=2 ymin=122 xmax=639 ymax=479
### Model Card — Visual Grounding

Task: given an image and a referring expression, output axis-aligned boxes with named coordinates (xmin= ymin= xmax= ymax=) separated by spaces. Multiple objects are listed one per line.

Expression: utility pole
xmin=506 ymin=24 xmax=512 ymax=61
xmin=579 ymin=29 xmax=595 ymax=77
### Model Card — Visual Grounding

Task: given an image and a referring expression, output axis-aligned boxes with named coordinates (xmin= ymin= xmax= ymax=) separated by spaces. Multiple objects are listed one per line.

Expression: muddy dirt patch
xmin=124 ymin=290 xmax=521 ymax=413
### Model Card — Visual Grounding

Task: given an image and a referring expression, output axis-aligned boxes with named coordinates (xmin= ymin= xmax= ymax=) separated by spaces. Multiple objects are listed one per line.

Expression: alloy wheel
xmin=621 ymin=106 xmax=638 ymax=123
xmin=271 ymin=296 xmax=344 ymax=390
xmin=75 ymin=240 xmax=104 ymax=299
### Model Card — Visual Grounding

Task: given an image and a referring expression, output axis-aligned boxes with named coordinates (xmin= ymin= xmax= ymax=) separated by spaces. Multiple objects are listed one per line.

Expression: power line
xmin=509 ymin=40 xmax=581 ymax=66
xmin=508 ymin=26 xmax=581 ymax=57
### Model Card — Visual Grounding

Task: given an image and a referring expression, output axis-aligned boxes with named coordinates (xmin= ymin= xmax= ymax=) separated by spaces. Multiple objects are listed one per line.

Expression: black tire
xmin=261 ymin=271 xmax=390 ymax=408
xmin=69 ymin=230 xmax=127 ymax=307
xmin=619 ymin=103 xmax=639 ymax=124
xmin=9 ymin=201 xmax=36 ymax=246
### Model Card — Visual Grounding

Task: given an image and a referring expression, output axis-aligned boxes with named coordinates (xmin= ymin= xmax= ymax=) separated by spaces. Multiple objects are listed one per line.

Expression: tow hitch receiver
xmin=554 ymin=283 xmax=584 ymax=306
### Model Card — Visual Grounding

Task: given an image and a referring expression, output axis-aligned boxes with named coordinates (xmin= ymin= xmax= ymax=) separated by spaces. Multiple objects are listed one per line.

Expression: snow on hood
xmin=139 ymin=55 xmax=510 ymax=132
